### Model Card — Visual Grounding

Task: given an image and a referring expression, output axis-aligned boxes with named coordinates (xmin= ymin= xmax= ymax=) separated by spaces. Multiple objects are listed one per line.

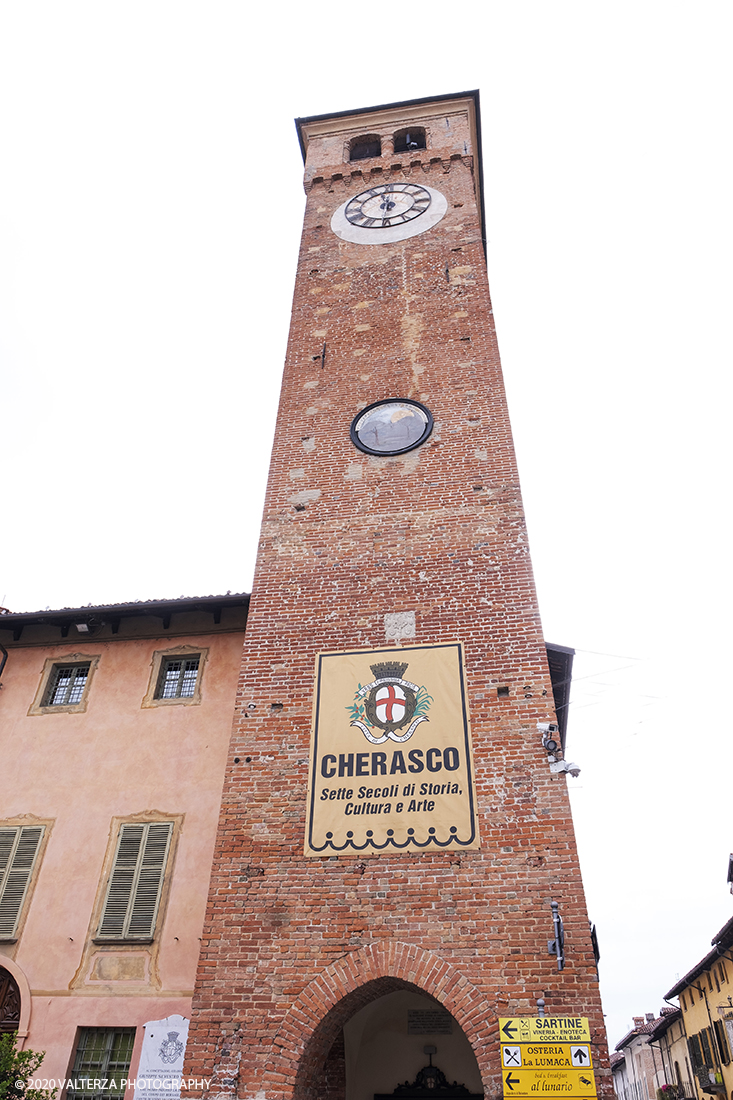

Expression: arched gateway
xmin=297 ymin=985 xmax=484 ymax=1100
xmin=198 ymin=945 xmax=498 ymax=1100
xmin=271 ymin=944 xmax=496 ymax=1099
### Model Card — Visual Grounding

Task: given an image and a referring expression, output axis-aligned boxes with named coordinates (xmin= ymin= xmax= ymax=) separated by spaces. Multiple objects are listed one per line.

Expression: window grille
xmin=0 ymin=826 xmax=44 ymax=938
xmin=156 ymin=656 xmax=200 ymax=699
xmin=43 ymin=663 xmax=91 ymax=706
xmin=98 ymin=822 xmax=173 ymax=940
xmin=68 ymin=1028 xmax=136 ymax=1100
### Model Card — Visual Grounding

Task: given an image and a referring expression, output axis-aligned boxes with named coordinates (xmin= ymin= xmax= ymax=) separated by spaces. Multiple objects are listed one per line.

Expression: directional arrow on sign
xmin=500 ymin=1068 xmax=597 ymax=1097
xmin=572 ymin=1046 xmax=590 ymax=1065
xmin=499 ymin=1017 xmax=591 ymax=1043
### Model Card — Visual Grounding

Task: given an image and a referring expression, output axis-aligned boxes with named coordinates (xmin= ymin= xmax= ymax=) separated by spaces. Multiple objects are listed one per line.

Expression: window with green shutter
xmin=0 ymin=826 xmax=44 ymax=939
xmin=97 ymin=822 xmax=173 ymax=940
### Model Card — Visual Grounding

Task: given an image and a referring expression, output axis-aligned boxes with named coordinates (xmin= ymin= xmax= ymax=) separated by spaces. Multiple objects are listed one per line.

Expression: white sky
xmin=1 ymin=0 xmax=731 ymax=1053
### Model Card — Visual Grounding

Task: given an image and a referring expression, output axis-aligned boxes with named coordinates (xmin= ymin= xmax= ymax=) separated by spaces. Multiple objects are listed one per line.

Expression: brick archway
xmin=268 ymin=941 xmax=499 ymax=1099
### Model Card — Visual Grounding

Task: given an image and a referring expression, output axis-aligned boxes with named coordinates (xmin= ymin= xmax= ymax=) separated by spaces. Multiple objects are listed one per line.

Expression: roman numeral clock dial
xmin=347 ymin=183 xmax=429 ymax=227
xmin=331 ymin=181 xmax=448 ymax=243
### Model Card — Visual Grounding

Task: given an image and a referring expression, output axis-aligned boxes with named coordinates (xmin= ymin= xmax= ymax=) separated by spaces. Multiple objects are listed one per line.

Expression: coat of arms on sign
xmin=158 ymin=1032 xmax=184 ymax=1064
xmin=347 ymin=661 xmax=433 ymax=744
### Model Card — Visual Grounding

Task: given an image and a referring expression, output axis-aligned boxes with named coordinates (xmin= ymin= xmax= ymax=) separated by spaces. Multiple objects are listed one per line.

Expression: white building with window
xmin=612 ymin=1012 xmax=683 ymax=1100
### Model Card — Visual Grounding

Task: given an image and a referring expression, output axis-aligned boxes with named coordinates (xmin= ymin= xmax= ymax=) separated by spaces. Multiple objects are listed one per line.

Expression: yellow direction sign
xmin=502 ymin=1045 xmax=593 ymax=1070
xmin=502 ymin=1068 xmax=597 ymax=1097
xmin=500 ymin=1018 xmax=591 ymax=1044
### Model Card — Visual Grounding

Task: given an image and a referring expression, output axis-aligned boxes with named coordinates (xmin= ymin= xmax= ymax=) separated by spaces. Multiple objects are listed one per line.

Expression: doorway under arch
xmin=294 ymin=980 xmax=484 ymax=1100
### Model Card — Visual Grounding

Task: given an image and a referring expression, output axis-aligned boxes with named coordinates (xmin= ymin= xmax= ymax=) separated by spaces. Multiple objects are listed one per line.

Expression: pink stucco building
xmin=0 ymin=595 xmax=247 ymax=1096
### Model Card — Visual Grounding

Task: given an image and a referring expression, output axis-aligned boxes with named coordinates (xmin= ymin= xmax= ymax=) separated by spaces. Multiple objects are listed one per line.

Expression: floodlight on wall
xmin=74 ymin=617 xmax=104 ymax=636
xmin=550 ymin=759 xmax=581 ymax=777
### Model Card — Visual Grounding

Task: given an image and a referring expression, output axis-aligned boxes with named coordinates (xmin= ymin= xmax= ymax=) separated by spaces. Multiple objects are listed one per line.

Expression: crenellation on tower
xmin=298 ymin=94 xmax=479 ymax=181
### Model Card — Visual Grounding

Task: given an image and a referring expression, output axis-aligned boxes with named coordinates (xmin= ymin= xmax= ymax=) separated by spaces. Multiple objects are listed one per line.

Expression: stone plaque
xmin=407 ymin=1009 xmax=454 ymax=1034
xmin=305 ymin=643 xmax=479 ymax=855
xmin=133 ymin=1015 xmax=189 ymax=1100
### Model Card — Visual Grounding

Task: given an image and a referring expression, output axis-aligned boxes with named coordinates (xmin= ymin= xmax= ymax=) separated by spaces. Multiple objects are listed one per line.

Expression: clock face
xmin=350 ymin=399 xmax=434 ymax=456
xmin=331 ymin=185 xmax=448 ymax=245
xmin=345 ymin=183 xmax=432 ymax=229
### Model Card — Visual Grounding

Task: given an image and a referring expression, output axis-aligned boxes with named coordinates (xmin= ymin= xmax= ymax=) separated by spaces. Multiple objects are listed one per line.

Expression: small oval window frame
xmin=350 ymin=397 xmax=434 ymax=457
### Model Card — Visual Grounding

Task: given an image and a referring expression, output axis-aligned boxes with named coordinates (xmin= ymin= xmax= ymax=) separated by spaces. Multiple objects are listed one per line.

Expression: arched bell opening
xmin=393 ymin=128 xmax=427 ymax=154
xmin=294 ymin=978 xmax=484 ymax=1100
xmin=349 ymin=134 xmax=382 ymax=161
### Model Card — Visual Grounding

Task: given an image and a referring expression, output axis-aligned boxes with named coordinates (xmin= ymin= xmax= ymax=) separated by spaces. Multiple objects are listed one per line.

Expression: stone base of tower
xmin=185 ymin=916 xmax=610 ymax=1099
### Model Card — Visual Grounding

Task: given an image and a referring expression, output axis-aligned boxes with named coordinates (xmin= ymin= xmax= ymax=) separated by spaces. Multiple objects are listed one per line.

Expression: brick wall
xmin=184 ymin=96 xmax=610 ymax=1100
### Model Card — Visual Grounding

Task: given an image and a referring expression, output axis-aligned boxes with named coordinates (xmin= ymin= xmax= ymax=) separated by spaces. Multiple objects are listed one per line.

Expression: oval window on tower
xmin=350 ymin=398 xmax=433 ymax=456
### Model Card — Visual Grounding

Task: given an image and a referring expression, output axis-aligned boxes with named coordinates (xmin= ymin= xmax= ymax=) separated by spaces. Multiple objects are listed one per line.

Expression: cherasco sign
xmin=500 ymin=1019 xmax=596 ymax=1099
xmin=305 ymin=643 xmax=479 ymax=856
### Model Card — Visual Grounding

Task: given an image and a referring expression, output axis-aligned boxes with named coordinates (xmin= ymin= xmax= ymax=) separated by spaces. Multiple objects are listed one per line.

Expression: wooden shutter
xmin=127 ymin=823 xmax=172 ymax=936
xmin=98 ymin=822 xmax=173 ymax=939
xmin=714 ymin=1019 xmax=730 ymax=1066
xmin=0 ymin=826 xmax=44 ymax=937
xmin=700 ymin=1029 xmax=714 ymax=1066
xmin=688 ymin=1034 xmax=703 ymax=1070
xmin=98 ymin=825 xmax=144 ymax=936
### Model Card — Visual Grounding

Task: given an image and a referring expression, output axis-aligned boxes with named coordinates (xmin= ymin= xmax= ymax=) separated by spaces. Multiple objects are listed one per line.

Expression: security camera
xmin=538 ymin=722 xmax=560 ymax=756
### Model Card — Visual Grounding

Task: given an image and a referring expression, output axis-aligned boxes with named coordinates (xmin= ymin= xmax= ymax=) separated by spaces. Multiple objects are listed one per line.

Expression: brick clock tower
xmin=186 ymin=93 xmax=610 ymax=1100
